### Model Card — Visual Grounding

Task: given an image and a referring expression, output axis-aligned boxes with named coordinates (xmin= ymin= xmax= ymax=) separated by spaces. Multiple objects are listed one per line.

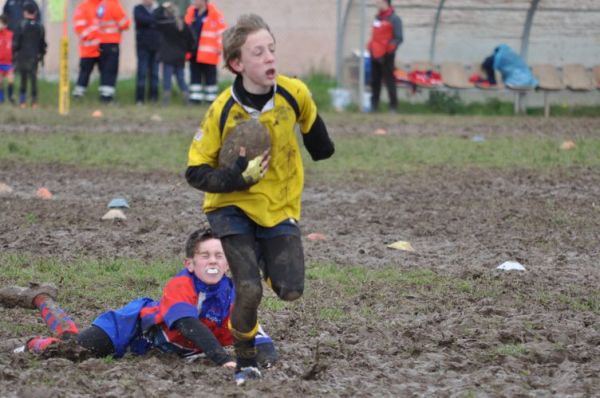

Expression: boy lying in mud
xmin=0 ymin=229 xmax=277 ymax=372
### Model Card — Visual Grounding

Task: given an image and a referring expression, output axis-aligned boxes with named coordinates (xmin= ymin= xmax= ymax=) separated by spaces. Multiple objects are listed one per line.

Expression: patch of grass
xmin=0 ymin=253 xmax=179 ymax=310
xmin=494 ymin=343 xmax=528 ymax=357
xmin=306 ymin=263 xmax=493 ymax=303
xmin=261 ymin=296 xmax=288 ymax=312
xmin=28 ymin=76 xmax=600 ymax=116
xmin=318 ymin=307 xmax=345 ymax=321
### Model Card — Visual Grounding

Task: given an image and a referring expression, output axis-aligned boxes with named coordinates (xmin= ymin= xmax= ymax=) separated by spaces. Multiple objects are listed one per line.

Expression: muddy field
xmin=1 ymin=116 xmax=600 ymax=397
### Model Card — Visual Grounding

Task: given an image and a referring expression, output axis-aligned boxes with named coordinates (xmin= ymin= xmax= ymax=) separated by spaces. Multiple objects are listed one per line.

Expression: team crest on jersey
xmin=97 ymin=4 xmax=105 ymax=18
xmin=193 ymin=128 xmax=203 ymax=141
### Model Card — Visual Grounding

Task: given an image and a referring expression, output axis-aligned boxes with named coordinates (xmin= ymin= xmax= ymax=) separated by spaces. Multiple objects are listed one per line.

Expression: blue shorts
xmin=92 ymin=297 xmax=156 ymax=358
xmin=206 ymin=206 xmax=300 ymax=239
xmin=0 ymin=64 xmax=13 ymax=76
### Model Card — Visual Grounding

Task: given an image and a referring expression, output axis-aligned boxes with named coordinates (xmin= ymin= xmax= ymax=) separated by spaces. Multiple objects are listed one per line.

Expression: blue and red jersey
xmin=140 ymin=269 xmax=235 ymax=354
xmin=0 ymin=27 xmax=13 ymax=65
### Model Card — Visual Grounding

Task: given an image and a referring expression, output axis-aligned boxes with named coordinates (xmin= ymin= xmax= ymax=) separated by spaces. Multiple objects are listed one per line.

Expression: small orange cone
xmin=36 ymin=187 xmax=53 ymax=199
xmin=307 ymin=232 xmax=327 ymax=241
xmin=91 ymin=110 xmax=103 ymax=118
xmin=372 ymin=128 xmax=387 ymax=136
xmin=560 ymin=140 xmax=576 ymax=150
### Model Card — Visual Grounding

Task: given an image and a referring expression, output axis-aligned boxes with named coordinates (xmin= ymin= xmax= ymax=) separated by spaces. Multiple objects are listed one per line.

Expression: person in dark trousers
xmin=2 ymin=0 xmax=40 ymax=33
xmin=72 ymin=0 xmax=101 ymax=98
xmin=184 ymin=0 xmax=226 ymax=104
xmin=133 ymin=0 xmax=160 ymax=104
xmin=186 ymin=14 xmax=334 ymax=385
xmin=154 ymin=2 xmax=194 ymax=105
xmin=12 ymin=2 xmax=46 ymax=108
xmin=97 ymin=0 xmax=130 ymax=103
xmin=367 ymin=0 xmax=402 ymax=112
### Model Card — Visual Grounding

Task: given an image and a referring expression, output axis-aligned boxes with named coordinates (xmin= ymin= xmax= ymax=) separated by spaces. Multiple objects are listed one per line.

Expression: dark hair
xmin=185 ymin=228 xmax=217 ymax=258
xmin=24 ymin=3 xmax=37 ymax=15
xmin=0 ymin=14 xmax=8 ymax=25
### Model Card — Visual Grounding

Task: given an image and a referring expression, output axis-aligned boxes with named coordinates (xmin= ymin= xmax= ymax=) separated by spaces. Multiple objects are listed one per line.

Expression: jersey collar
xmin=230 ymin=75 xmax=276 ymax=117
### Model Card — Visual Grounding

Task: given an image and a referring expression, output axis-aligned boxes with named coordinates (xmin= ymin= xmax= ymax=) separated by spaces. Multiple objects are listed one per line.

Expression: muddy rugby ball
xmin=218 ymin=119 xmax=271 ymax=169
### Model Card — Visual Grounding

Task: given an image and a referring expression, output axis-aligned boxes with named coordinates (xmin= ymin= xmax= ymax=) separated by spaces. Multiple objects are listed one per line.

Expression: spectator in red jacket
xmin=184 ymin=0 xmax=226 ymax=104
xmin=367 ymin=0 xmax=403 ymax=112
xmin=0 ymin=14 xmax=15 ymax=104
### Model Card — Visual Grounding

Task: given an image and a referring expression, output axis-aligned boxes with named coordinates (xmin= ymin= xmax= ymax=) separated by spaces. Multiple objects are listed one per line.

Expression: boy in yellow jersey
xmin=185 ymin=14 xmax=334 ymax=384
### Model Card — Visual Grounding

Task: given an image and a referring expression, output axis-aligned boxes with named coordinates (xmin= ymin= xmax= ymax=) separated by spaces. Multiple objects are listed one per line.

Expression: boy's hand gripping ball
xmin=219 ymin=119 xmax=271 ymax=183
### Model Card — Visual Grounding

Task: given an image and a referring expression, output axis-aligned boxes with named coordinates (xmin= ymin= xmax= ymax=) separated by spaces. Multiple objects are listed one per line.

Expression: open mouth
xmin=206 ymin=268 xmax=219 ymax=275
xmin=266 ymin=68 xmax=276 ymax=79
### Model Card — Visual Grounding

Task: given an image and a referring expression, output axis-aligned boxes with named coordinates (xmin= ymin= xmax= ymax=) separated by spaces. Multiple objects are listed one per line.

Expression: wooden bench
xmin=531 ymin=64 xmax=564 ymax=117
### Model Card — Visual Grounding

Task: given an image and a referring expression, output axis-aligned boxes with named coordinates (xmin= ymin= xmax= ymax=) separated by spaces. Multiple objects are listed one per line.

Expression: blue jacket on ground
xmin=492 ymin=44 xmax=538 ymax=88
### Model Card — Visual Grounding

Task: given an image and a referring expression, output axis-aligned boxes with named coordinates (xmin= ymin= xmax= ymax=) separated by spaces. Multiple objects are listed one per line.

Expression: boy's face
xmin=229 ymin=28 xmax=277 ymax=94
xmin=185 ymin=238 xmax=229 ymax=285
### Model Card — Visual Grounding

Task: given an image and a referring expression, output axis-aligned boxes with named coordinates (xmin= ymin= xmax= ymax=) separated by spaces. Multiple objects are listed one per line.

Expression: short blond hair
xmin=222 ymin=14 xmax=275 ymax=74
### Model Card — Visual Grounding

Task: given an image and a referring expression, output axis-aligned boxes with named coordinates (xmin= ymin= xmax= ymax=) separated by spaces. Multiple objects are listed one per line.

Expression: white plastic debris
xmin=0 ymin=182 xmax=13 ymax=195
xmin=497 ymin=261 xmax=526 ymax=271
xmin=102 ymin=209 xmax=127 ymax=220
xmin=387 ymin=241 xmax=415 ymax=252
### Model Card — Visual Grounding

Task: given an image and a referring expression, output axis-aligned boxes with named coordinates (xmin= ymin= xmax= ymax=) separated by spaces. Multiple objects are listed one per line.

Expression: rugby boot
xmin=0 ymin=282 xmax=57 ymax=309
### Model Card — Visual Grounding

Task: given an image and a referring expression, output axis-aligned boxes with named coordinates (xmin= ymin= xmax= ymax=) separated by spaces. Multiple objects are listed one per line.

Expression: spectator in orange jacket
xmin=184 ymin=0 xmax=226 ymax=104
xmin=96 ymin=0 xmax=130 ymax=102
xmin=72 ymin=0 xmax=101 ymax=98
xmin=367 ymin=0 xmax=402 ymax=112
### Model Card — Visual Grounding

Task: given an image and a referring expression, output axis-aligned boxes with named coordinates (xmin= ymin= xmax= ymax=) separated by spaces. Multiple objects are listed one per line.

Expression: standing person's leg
xmin=0 ymin=75 xmax=4 ymax=103
xmin=73 ymin=58 xmax=96 ymax=97
xmin=220 ymin=234 xmax=263 ymax=377
xmin=206 ymin=207 xmax=263 ymax=381
xmin=7 ymin=69 xmax=15 ymax=104
xmin=382 ymin=52 xmax=398 ymax=111
xmin=99 ymin=43 xmax=119 ymax=102
xmin=18 ymin=69 xmax=27 ymax=107
xmin=135 ymin=46 xmax=149 ymax=104
xmin=257 ymin=221 xmax=304 ymax=302
xmin=149 ymin=51 xmax=159 ymax=102
xmin=30 ymin=67 xmax=38 ymax=107
xmin=202 ymin=63 xmax=218 ymax=104
xmin=188 ymin=61 xmax=203 ymax=104
xmin=162 ymin=63 xmax=173 ymax=105
xmin=174 ymin=66 xmax=188 ymax=103
xmin=370 ymin=57 xmax=384 ymax=112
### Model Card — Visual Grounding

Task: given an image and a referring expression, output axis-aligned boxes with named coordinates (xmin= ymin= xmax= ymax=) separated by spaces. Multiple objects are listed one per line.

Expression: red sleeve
xmin=159 ymin=275 xmax=199 ymax=328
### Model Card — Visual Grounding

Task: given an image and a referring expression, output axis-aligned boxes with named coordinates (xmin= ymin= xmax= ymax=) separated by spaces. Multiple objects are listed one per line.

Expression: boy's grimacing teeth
xmin=206 ymin=268 xmax=219 ymax=275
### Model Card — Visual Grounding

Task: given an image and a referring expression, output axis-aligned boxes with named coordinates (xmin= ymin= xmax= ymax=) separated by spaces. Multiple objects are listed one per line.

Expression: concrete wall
xmin=39 ymin=0 xmax=337 ymax=79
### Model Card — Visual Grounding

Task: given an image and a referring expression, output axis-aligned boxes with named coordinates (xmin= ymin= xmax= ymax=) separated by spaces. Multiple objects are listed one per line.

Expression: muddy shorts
xmin=92 ymin=297 xmax=156 ymax=358
xmin=206 ymin=206 xmax=300 ymax=239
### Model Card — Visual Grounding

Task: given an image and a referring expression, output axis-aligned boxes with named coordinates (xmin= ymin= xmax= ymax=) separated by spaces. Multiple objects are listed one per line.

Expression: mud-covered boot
xmin=233 ymin=339 xmax=262 ymax=385
xmin=0 ymin=282 xmax=57 ymax=309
